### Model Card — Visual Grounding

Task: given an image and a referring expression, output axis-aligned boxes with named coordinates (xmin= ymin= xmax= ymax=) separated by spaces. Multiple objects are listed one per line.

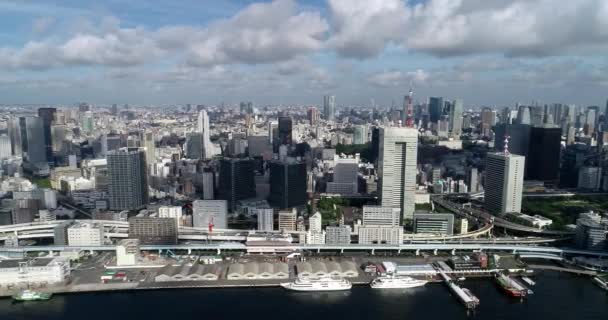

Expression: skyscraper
xmin=185 ymin=133 xmax=203 ymax=159
xmin=143 ymin=132 xmax=156 ymax=166
xmin=268 ymin=159 xmax=307 ymax=209
xmin=527 ymin=127 xmax=561 ymax=184
xmin=494 ymin=124 xmax=531 ymax=157
xmin=428 ymin=97 xmax=443 ymax=123
xmin=516 ymin=105 xmax=531 ymax=125
xmin=353 ymin=125 xmax=368 ymax=145
xmin=37 ymin=107 xmax=56 ymax=162
xmin=307 ymin=107 xmax=319 ymax=126
xmin=256 ymin=208 xmax=274 ymax=231
xmin=19 ymin=116 xmax=47 ymax=164
xmin=449 ymin=99 xmax=463 ymax=136
xmin=107 ymin=148 xmax=149 ymax=211
xmin=323 ymin=95 xmax=336 ymax=121
xmin=277 ymin=116 xmax=293 ymax=146
xmin=480 ymin=107 xmax=495 ymax=137
xmin=484 ymin=152 xmax=525 ymax=214
xmin=219 ymin=158 xmax=256 ymax=211
xmin=197 ymin=110 xmax=213 ymax=159
xmin=378 ymin=127 xmax=418 ymax=220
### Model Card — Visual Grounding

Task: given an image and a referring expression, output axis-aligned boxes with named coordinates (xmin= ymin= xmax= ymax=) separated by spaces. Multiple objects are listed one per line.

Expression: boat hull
xmin=280 ymin=283 xmax=352 ymax=292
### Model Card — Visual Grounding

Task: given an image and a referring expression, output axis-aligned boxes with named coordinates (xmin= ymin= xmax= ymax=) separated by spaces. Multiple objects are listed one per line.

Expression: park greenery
xmin=335 ymin=143 xmax=373 ymax=162
xmin=522 ymin=195 xmax=608 ymax=229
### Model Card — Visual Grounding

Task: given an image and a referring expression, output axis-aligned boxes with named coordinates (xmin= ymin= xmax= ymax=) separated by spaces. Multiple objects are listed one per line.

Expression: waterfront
xmin=1 ymin=271 xmax=606 ymax=320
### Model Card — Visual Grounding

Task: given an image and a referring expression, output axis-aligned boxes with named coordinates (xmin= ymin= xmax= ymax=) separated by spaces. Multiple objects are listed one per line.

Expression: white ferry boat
xmin=370 ymin=275 xmax=428 ymax=289
xmin=280 ymin=276 xmax=352 ymax=292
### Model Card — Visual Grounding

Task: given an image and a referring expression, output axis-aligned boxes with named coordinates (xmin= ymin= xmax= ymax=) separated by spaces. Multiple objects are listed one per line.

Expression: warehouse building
xmin=226 ymin=262 xmax=289 ymax=280
xmin=154 ymin=264 xmax=220 ymax=282
xmin=295 ymin=260 xmax=358 ymax=278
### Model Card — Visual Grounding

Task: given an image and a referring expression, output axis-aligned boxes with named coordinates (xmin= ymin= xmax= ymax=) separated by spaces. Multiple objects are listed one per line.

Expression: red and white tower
xmin=406 ymin=83 xmax=414 ymax=128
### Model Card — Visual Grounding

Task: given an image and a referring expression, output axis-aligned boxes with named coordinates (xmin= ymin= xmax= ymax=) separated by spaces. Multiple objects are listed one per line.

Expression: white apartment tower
xmin=484 ymin=152 xmax=525 ymax=214
xmin=378 ymin=127 xmax=418 ymax=220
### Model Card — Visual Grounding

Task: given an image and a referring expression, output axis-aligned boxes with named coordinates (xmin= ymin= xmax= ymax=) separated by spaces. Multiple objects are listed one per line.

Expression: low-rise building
xmin=0 ymin=257 xmax=70 ymax=287
xmin=325 ymin=225 xmax=351 ymax=244
xmin=67 ymin=221 xmax=105 ymax=246
xmin=413 ymin=212 xmax=454 ymax=236
xmin=116 ymin=239 xmax=140 ymax=266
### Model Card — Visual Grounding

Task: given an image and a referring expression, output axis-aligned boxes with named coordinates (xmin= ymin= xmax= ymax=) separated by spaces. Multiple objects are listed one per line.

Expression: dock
xmin=437 ymin=267 xmax=479 ymax=310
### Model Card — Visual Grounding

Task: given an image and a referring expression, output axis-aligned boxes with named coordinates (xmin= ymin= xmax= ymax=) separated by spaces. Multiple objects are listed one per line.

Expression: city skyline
xmin=0 ymin=0 xmax=607 ymax=106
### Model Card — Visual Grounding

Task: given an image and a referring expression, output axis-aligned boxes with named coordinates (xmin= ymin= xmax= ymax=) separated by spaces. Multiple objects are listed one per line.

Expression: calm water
xmin=2 ymin=272 xmax=606 ymax=320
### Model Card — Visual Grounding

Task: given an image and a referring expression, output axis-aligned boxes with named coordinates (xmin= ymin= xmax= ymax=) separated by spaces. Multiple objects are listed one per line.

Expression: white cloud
xmin=368 ymin=69 xmax=430 ymax=87
xmin=329 ymin=0 xmax=608 ymax=58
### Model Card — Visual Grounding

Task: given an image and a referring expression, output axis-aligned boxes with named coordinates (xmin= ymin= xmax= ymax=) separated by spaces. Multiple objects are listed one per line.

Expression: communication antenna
xmin=503 ymin=135 xmax=510 ymax=155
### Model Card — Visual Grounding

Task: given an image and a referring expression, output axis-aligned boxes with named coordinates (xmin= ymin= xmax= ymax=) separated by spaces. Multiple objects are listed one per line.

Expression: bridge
xmin=1 ymin=243 xmax=607 ymax=258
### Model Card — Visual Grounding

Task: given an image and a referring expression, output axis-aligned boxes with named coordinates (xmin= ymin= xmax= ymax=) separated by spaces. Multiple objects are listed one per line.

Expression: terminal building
xmin=0 ymin=257 xmax=70 ymax=287
xmin=412 ymin=212 xmax=454 ymax=236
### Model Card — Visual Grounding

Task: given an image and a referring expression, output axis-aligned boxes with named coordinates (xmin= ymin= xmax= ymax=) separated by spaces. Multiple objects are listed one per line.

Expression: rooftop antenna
xmin=503 ymin=135 xmax=510 ymax=155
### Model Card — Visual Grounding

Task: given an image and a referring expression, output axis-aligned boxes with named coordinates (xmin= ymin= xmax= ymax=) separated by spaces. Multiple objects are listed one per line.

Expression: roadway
xmin=1 ymin=243 xmax=607 ymax=258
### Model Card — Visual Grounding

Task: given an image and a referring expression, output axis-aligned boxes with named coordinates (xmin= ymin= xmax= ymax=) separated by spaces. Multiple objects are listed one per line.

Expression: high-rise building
xmin=37 ymin=107 xmax=56 ymax=162
xmin=107 ymin=148 xmax=149 ymax=211
xmin=202 ymin=171 xmax=215 ymax=200
xmin=256 ymin=208 xmax=274 ymax=231
xmin=428 ymin=97 xmax=443 ymax=123
xmin=277 ymin=116 xmax=293 ymax=146
xmin=111 ymin=104 xmax=118 ymax=116
xmin=278 ymin=208 xmax=297 ymax=231
xmin=143 ymin=132 xmax=156 ymax=166
xmin=0 ymin=134 xmax=11 ymax=160
xmin=269 ymin=160 xmax=307 ymax=209
xmin=306 ymin=212 xmax=325 ymax=244
xmin=353 ymin=125 xmax=368 ymax=145
xmin=128 ymin=217 xmax=177 ymax=245
xmin=192 ymin=200 xmax=227 ymax=229
xmin=185 ymin=133 xmax=203 ymax=159
xmin=219 ymin=158 xmax=256 ymax=211
xmin=307 ymin=107 xmax=319 ymax=126
xmin=19 ymin=116 xmax=47 ymax=165
xmin=323 ymin=95 xmax=336 ymax=121
xmin=449 ymin=99 xmax=463 ymax=136
xmin=527 ymin=127 xmax=561 ymax=184
xmin=577 ymin=167 xmax=602 ymax=191
xmin=326 ymin=155 xmax=359 ymax=195
xmin=378 ymin=127 xmax=418 ymax=220
xmin=480 ymin=107 xmax=495 ymax=137
xmin=516 ymin=105 xmax=531 ymax=125
xmin=197 ymin=110 xmax=213 ymax=159
xmin=484 ymin=152 xmax=525 ymax=214
xmin=575 ymin=212 xmax=608 ymax=251
xmin=158 ymin=206 xmax=183 ymax=227
xmin=8 ymin=118 xmax=22 ymax=156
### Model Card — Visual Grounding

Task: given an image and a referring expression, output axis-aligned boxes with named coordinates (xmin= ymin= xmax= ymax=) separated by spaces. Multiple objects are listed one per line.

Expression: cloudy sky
xmin=1 ymin=0 xmax=607 ymax=107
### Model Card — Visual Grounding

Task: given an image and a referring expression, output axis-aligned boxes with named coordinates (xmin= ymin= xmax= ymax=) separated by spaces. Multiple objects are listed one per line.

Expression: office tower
xmin=362 ymin=206 xmax=400 ymax=226
xmin=494 ymin=124 xmax=531 ymax=157
xmin=0 ymin=134 xmax=11 ymax=160
xmin=527 ymin=127 xmax=561 ymax=184
xmin=268 ymin=160 xmax=307 ymax=209
xmin=353 ymin=125 xmax=368 ymax=145
xmin=326 ymin=155 xmax=359 ymax=195
xmin=128 ymin=217 xmax=177 ymax=245
xmin=325 ymin=225 xmax=351 ymax=244
xmin=37 ymin=107 xmax=56 ymax=162
xmin=466 ymin=167 xmax=479 ymax=193
xmin=111 ymin=104 xmax=118 ymax=115
xmin=219 ymin=158 xmax=256 ymax=211
xmin=19 ymin=116 xmax=47 ymax=164
xmin=484 ymin=152 xmax=525 ymax=214
xmin=323 ymin=95 xmax=336 ymax=121
xmin=577 ymin=167 xmax=602 ymax=191
xmin=268 ymin=121 xmax=277 ymax=144
xmin=185 ymin=133 xmax=203 ymax=159
xmin=575 ymin=212 xmax=608 ymax=250
xmin=585 ymin=108 xmax=596 ymax=136
xmin=247 ymin=136 xmax=272 ymax=158
xmin=278 ymin=208 xmax=297 ymax=231
xmin=378 ymin=127 xmax=418 ymax=220
xmin=413 ymin=213 xmax=454 ymax=236
xmin=82 ymin=111 xmax=94 ymax=133
xmin=50 ymin=124 xmax=67 ymax=157
xmin=11 ymin=199 xmax=39 ymax=224
xmin=107 ymin=148 xmax=149 ymax=211
xmin=192 ymin=200 xmax=228 ymax=229
xmin=449 ymin=99 xmax=463 ymax=136
xmin=256 ymin=208 xmax=274 ymax=231
xmin=143 ymin=132 xmax=156 ymax=166
xmin=278 ymin=116 xmax=293 ymax=146
xmin=428 ymin=97 xmax=443 ymax=123
xmin=8 ymin=118 xmax=22 ymax=156
xmin=529 ymin=105 xmax=544 ymax=127
xmin=307 ymin=107 xmax=319 ymax=126
xmin=480 ymin=107 xmax=495 ymax=137
xmin=78 ymin=102 xmax=90 ymax=112
xmin=197 ymin=110 xmax=213 ymax=159
xmin=158 ymin=206 xmax=183 ymax=227
xmin=516 ymin=105 xmax=531 ymax=125
xmin=202 ymin=171 xmax=215 ymax=200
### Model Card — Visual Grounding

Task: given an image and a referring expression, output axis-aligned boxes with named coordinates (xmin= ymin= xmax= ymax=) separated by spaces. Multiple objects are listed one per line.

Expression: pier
xmin=436 ymin=263 xmax=479 ymax=310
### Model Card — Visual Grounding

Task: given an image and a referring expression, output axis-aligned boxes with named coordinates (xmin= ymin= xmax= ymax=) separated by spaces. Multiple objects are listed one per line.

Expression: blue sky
xmin=0 ymin=0 xmax=607 ymax=108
